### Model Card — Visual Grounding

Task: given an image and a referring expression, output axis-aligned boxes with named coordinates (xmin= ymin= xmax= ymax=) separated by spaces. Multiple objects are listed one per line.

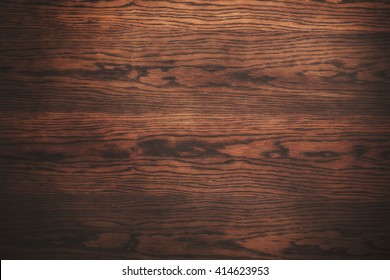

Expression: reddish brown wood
xmin=0 ymin=0 xmax=390 ymax=259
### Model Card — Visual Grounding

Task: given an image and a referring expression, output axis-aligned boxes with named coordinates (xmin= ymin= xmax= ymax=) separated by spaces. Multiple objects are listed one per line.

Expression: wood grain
xmin=1 ymin=0 xmax=390 ymax=259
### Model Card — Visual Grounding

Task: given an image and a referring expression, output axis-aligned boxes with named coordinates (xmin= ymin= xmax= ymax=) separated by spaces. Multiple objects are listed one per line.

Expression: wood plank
xmin=1 ymin=33 xmax=389 ymax=115
xmin=1 ymin=0 xmax=390 ymax=35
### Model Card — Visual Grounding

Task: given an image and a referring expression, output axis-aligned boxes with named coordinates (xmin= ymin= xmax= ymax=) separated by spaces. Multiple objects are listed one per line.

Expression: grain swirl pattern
xmin=1 ymin=0 xmax=390 ymax=259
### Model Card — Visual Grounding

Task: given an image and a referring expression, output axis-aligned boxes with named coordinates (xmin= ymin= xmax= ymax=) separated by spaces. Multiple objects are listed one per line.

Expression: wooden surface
xmin=1 ymin=0 xmax=390 ymax=259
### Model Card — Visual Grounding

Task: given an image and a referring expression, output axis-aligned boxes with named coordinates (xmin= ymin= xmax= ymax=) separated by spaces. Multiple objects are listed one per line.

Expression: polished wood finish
xmin=1 ymin=0 xmax=390 ymax=259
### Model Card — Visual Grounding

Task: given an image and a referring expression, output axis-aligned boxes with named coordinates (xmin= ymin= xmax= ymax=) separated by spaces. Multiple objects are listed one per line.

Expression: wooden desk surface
xmin=1 ymin=0 xmax=390 ymax=259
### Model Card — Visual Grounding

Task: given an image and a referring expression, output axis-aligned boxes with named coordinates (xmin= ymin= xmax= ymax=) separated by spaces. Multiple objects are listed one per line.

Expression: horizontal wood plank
xmin=1 ymin=33 xmax=389 ymax=115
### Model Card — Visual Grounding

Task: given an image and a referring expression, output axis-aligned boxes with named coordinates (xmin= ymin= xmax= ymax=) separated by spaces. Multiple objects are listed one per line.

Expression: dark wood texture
xmin=1 ymin=0 xmax=390 ymax=259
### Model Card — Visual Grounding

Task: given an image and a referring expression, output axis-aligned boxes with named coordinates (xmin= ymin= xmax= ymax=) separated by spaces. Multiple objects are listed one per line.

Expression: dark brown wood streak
xmin=1 ymin=0 xmax=390 ymax=259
